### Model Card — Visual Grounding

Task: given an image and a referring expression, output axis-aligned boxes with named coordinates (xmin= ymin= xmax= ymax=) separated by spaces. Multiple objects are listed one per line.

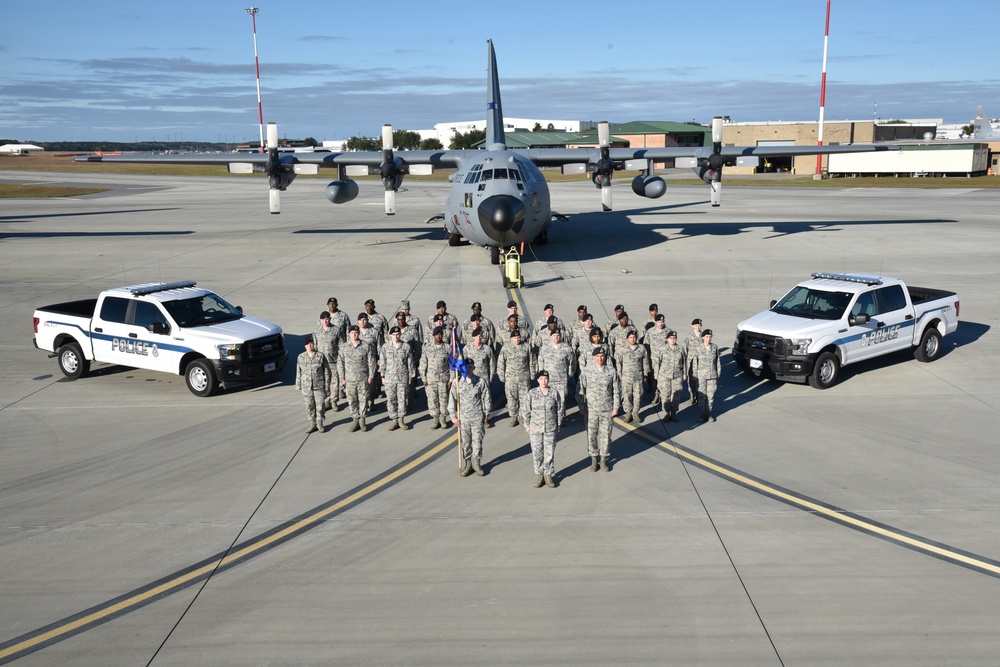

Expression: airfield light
xmin=245 ymin=7 xmax=265 ymax=153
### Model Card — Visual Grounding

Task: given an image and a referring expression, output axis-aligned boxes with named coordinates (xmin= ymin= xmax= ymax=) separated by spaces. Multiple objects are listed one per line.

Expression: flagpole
xmin=452 ymin=328 xmax=463 ymax=468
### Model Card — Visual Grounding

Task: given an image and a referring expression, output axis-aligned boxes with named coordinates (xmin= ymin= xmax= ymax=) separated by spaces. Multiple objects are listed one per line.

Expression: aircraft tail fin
xmin=486 ymin=39 xmax=505 ymax=148
xmin=972 ymin=106 xmax=997 ymax=139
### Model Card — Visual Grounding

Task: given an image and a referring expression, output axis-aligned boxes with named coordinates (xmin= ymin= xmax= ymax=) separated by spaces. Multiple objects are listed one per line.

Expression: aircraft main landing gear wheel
xmin=448 ymin=233 xmax=461 ymax=247
xmin=490 ymin=245 xmax=500 ymax=265
xmin=535 ymin=230 xmax=548 ymax=245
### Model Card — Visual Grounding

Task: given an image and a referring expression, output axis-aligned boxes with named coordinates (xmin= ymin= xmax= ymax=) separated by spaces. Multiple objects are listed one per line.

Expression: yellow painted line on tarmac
xmin=615 ymin=419 xmax=1000 ymax=578
xmin=0 ymin=433 xmax=458 ymax=664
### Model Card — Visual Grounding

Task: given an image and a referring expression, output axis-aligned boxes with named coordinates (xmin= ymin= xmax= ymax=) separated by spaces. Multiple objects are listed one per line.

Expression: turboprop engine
xmin=325 ymin=179 xmax=359 ymax=204
xmin=631 ymin=174 xmax=666 ymax=199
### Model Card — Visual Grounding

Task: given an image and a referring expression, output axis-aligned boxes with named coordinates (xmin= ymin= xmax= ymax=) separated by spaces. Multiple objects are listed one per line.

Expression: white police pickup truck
xmin=734 ymin=273 xmax=959 ymax=389
xmin=33 ymin=281 xmax=287 ymax=397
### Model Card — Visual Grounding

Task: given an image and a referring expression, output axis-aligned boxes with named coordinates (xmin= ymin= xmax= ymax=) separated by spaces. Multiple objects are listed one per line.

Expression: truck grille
xmin=246 ymin=334 xmax=284 ymax=360
xmin=740 ymin=331 xmax=785 ymax=356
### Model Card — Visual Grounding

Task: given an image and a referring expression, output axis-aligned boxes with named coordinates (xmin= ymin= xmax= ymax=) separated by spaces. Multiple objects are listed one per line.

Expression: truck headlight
xmin=217 ymin=343 xmax=241 ymax=361
xmin=787 ymin=338 xmax=811 ymax=356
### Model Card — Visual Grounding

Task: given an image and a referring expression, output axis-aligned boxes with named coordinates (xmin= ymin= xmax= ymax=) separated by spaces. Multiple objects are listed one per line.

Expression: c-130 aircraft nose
xmin=478 ymin=194 xmax=526 ymax=241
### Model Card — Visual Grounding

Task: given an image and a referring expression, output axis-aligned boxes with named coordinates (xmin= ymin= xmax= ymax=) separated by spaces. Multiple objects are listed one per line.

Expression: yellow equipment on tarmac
xmin=503 ymin=246 xmax=522 ymax=288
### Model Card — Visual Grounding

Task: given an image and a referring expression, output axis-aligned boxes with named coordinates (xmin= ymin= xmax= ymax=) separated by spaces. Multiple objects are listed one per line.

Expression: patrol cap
xmin=436 ymin=300 xmax=447 ymax=309
xmin=649 ymin=303 xmax=658 ymax=311
xmin=507 ymin=299 xmax=517 ymax=308
xmin=472 ymin=328 xmax=482 ymax=337
xmin=365 ymin=298 xmax=375 ymax=306
xmin=357 ymin=312 xmax=368 ymax=320
xmin=389 ymin=326 xmax=401 ymax=335
xmin=400 ymin=299 xmax=410 ymax=309
xmin=319 ymin=311 xmax=331 ymax=320
xmin=304 ymin=334 xmax=314 ymax=345
xmin=348 ymin=325 xmax=360 ymax=333
xmin=432 ymin=326 xmax=443 ymax=336
xmin=547 ymin=315 xmax=558 ymax=325
xmin=667 ymin=330 xmax=678 ymax=337
xmin=535 ymin=369 xmax=549 ymax=379
xmin=471 ymin=301 xmax=481 ymax=309
xmin=702 ymin=329 xmax=713 ymax=336
xmin=655 ymin=314 xmax=664 ymax=322
xmin=544 ymin=303 xmax=554 ymax=310
xmin=691 ymin=318 xmax=702 ymax=325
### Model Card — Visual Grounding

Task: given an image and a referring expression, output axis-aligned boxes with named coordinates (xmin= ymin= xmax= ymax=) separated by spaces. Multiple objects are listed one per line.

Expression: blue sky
xmin=2 ymin=1 xmax=996 ymax=142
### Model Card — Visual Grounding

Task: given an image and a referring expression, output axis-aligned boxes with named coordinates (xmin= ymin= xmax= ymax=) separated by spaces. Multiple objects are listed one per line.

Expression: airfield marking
xmin=614 ymin=419 xmax=1000 ymax=579
xmin=0 ymin=432 xmax=458 ymax=665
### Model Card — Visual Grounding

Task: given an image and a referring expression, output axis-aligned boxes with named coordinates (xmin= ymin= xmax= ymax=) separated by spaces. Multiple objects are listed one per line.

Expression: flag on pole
xmin=449 ymin=327 xmax=467 ymax=379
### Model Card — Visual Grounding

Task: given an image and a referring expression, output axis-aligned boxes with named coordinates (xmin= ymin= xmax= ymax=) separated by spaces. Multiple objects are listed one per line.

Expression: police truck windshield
xmin=162 ymin=294 xmax=243 ymax=328
xmin=770 ymin=287 xmax=852 ymax=321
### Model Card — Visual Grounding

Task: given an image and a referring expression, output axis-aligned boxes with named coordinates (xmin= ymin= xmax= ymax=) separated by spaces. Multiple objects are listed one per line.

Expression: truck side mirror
xmin=850 ymin=314 xmax=869 ymax=326
xmin=149 ymin=322 xmax=170 ymax=335
xmin=769 ymin=300 xmax=777 ymax=309
xmin=236 ymin=305 xmax=244 ymax=314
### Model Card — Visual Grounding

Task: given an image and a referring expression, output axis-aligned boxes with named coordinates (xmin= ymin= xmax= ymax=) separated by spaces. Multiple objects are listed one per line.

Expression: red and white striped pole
xmin=815 ymin=0 xmax=831 ymax=177
xmin=245 ymin=7 xmax=265 ymax=153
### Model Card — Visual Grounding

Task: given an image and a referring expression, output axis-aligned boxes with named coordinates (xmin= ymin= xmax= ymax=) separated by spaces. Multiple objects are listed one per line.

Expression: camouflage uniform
xmin=327 ymin=308 xmax=352 ymax=397
xmin=690 ymin=340 xmax=721 ymax=421
xmin=419 ymin=340 xmax=451 ymax=427
xmin=427 ymin=311 xmax=459 ymax=344
xmin=608 ymin=321 xmax=637 ymax=361
xmin=652 ymin=342 xmax=687 ymax=421
xmin=616 ymin=340 xmax=650 ymax=421
xmin=448 ymin=373 xmax=492 ymax=471
xmin=498 ymin=313 xmax=531 ymax=347
xmin=579 ymin=339 xmax=611 ymax=370
xmin=463 ymin=315 xmax=496 ymax=350
xmin=497 ymin=337 xmax=532 ymax=426
xmin=531 ymin=315 xmax=566 ymax=351
xmin=366 ymin=309 xmax=390 ymax=342
xmin=523 ymin=385 xmax=563 ymax=477
xmin=379 ymin=339 xmax=415 ymax=425
xmin=578 ymin=359 xmax=622 ymax=465
xmin=537 ymin=340 xmax=577 ymax=424
xmin=313 ymin=323 xmax=341 ymax=410
xmin=338 ymin=339 xmax=376 ymax=428
xmin=295 ymin=350 xmax=331 ymax=431
xmin=684 ymin=326 xmax=704 ymax=405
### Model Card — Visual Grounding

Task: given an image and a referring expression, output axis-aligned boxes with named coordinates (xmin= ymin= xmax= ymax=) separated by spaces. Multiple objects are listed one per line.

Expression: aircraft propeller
xmin=265 ymin=122 xmax=283 ymax=214
xmin=595 ymin=121 xmax=614 ymax=211
xmin=703 ymin=116 xmax=724 ymax=207
xmin=379 ymin=124 xmax=407 ymax=216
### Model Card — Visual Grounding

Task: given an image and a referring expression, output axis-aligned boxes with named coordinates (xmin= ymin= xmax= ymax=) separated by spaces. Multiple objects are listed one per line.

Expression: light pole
xmin=245 ymin=7 xmax=265 ymax=153
xmin=815 ymin=0 xmax=832 ymax=178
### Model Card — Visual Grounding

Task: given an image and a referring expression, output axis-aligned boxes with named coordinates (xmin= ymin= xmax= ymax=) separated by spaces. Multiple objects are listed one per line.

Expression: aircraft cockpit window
xmin=512 ymin=170 xmax=522 ymax=182
xmin=493 ymin=168 xmax=509 ymax=180
xmin=482 ymin=170 xmax=493 ymax=181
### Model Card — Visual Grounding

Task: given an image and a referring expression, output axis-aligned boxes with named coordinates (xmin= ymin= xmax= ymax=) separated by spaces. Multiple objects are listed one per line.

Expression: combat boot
xmin=590 ymin=456 xmax=599 ymax=472
xmin=600 ymin=456 xmax=610 ymax=472
xmin=483 ymin=419 xmax=492 ymax=429
xmin=323 ymin=398 xmax=332 ymax=411
xmin=472 ymin=459 xmax=485 ymax=476
xmin=349 ymin=420 xmax=360 ymax=433
xmin=509 ymin=417 xmax=519 ymax=427
xmin=533 ymin=474 xmax=545 ymax=488
xmin=332 ymin=401 xmax=343 ymax=412
xmin=399 ymin=418 xmax=409 ymax=430
xmin=459 ymin=461 xmax=473 ymax=477
xmin=306 ymin=424 xmax=318 ymax=434
xmin=544 ymin=474 xmax=556 ymax=488
xmin=388 ymin=420 xmax=399 ymax=431
xmin=623 ymin=413 xmax=633 ymax=423
xmin=633 ymin=411 xmax=642 ymax=423
xmin=439 ymin=416 xmax=449 ymax=429
xmin=359 ymin=419 xmax=368 ymax=432
xmin=431 ymin=416 xmax=441 ymax=429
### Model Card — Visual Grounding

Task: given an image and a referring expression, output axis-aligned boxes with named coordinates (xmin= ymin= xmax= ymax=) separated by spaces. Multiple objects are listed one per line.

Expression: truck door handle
xmin=94 ymin=327 xmax=103 ymax=333
xmin=129 ymin=333 xmax=138 ymax=338
xmin=876 ymin=321 xmax=885 ymax=328
xmin=905 ymin=315 xmax=914 ymax=320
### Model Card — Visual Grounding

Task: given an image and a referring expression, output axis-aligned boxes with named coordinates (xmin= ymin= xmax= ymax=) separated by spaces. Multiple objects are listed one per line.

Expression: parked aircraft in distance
xmin=78 ymin=40 xmax=897 ymax=264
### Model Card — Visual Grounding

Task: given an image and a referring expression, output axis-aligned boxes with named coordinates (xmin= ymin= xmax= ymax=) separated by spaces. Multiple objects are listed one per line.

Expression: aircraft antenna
xmin=245 ymin=8 xmax=265 ymax=153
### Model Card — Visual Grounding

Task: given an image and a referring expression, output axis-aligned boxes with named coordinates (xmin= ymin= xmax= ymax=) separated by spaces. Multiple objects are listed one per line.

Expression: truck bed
xmin=36 ymin=298 xmax=98 ymax=318
xmin=908 ymin=286 xmax=956 ymax=306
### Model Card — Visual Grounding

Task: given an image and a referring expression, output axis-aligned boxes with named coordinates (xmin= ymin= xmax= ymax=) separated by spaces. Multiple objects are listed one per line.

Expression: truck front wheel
xmin=185 ymin=359 xmax=218 ymax=397
xmin=808 ymin=351 xmax=839 ymax=389
xmin=57 ymin=342 xmax=90 ymax=380
xmin=914 ymin=328 xmax=942 ymax=362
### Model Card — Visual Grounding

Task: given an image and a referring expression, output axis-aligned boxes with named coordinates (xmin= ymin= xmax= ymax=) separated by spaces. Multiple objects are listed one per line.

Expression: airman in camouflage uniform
xmin=531 ymin=304 xmax=567 ymax=351
xmin=605 ymin=304 xmax=632 ymax=336
xmin=640 ymin=303 xmax=659 ymax=345
xmin=464 ymin=328 xmax=496 ymax=428
xmin=464 ymin=303 xmax=496 ymax=350
xmin=644 ymin=314 xmax=670 ymax=403
xmin=397 ymin=300 xmax=424 ymax=364
xmin=314 ymin=311 xmax=342 ymax=412
xmin=579 ymin=328 xmax=610 ymax=370
xmin=617 ymin=329 xmax=650 ymax=423
xmin=497 ymin=300 xmax=530 ymax=347
xmin=295 ymin=336 xmax=332 ymax=433
xmin=363 ymin=299 xmax=390 ymax=342
xmin=536 ymin=328 xmax=577 ymax=425
xmin=356 ymin=312 xmax=384 ymax=411
xmin=338 ymin=325 xmax=376 ymax=432
xmin=652 ymin=330 xmax=687 ymax=422
xmin=577 ymin=347 xmax=621 ymax=472
xmin=326 ymin=297 xmax=352 ymax=399
xmin=420 ymin=327 xmax=451 ymax=429
xmin=690 ymin=329 xmax=721 ymax=423
xmin=497 ymin=329 xmax=532 ymax=427
xmin=380 ymin=326 xmax=416 ymax=430
xmin=448 ymin=358 xmax=492 ymax=477
xmin=570 ymin=311 xmax=594 ymax=359
xmin=500 ymin=312 xmax=531 ymax=349
xmin=428 ymin=300 xmax=458 ymax=344
xmin=523 ymin=369 xmax=562 ymax=488
xmin=684 ymin=318 xmax=704 ymax=406
xmin=608 ymin=311 xmax=637 ymax=361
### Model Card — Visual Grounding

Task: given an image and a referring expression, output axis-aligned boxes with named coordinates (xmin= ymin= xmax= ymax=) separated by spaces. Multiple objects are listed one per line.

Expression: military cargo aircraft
xmin=78 ymin=40 xmax=897 ymax=265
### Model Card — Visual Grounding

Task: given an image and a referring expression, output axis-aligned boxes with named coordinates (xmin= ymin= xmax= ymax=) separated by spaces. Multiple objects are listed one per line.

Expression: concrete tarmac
xmin=1 ymin=170 xmax=998 ymax=665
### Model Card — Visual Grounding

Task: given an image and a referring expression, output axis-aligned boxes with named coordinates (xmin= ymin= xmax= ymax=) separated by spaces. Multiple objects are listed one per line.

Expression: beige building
xmin=722 ymin=121 xmax=875 ymax=175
